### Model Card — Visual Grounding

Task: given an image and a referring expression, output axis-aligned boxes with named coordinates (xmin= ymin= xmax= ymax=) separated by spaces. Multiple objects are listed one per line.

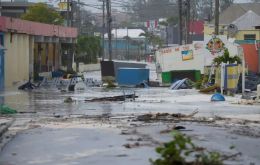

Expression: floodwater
xmin=1 ymin=87 xmax=260 ymax=120
xmin=0 ymin=85 xmax=260 ymax=165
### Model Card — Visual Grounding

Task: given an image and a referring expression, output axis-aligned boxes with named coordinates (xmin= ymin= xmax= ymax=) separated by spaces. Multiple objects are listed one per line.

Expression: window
xmin=244 ymin=34 xmax=256 ymax=40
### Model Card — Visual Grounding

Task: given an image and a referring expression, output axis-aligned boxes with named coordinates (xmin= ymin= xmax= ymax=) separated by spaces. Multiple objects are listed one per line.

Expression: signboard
xmin=182 ymin=50 xmax=193 ymax=61
xmin=206 ymin=36 xmax=225 ymax=55
xmin=146 ymin=20 xmax=158 ymax=31
xmin=58 ymin=2 xmax=70 ymax=11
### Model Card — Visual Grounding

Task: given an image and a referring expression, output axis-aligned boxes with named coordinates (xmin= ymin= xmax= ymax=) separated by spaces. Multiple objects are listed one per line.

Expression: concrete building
xmin=0 ymin=16 xmax=77 ymax=90
xmin=0 ymin=1 xmax=34 ymax=18
xmin=204 ymin=3 xmax=260 ymax=73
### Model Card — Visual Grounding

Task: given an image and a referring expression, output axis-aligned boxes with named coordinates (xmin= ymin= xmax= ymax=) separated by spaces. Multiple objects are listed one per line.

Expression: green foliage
xmin=139 ymin=32 xmax=163 ymax=48
xmin=75 ymin=35 xmax=101 ymax=65
xmin=106 ymin=80 xmax=117 ymax=88
xmin=0 ymin=105 xmax=17 ymax=114
xmin=21 ymin=3 xmax=63 ymax=25
xmin=150 ymin=131 xmax=223 ymax=165
xmin=213 ymin=49 xmax=241 ymax=66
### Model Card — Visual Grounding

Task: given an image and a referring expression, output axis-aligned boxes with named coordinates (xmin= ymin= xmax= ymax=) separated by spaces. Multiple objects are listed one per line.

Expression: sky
xmin=1 ymin=0 xmax=254 ymax=13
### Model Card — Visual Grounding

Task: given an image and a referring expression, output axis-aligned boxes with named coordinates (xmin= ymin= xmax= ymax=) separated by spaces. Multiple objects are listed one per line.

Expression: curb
xmin=0 ymin=118 xmax=15 ymax=151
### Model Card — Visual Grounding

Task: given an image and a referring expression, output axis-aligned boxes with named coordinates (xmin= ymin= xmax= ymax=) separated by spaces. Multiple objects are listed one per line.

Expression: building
xmin=0 ymin=1 xmax=34 ymax=18
xmin=0 ymin=16 xmax=77 ymax=90
xmin=104 ymin=29 xmax=147 ymax=61
xmin=166 ymin=20 xmax=204 ymax=45
xmin=204 ymin=3 xmax=260 ymax=73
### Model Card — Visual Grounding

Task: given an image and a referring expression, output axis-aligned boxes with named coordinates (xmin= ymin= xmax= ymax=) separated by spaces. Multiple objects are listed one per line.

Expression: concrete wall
xmin=235 ymin=30 xmax=260 ymax=40
xmin=4 ymin=33 xmax=33 ymax=87
xmin=156 ymin=36 xmax=241 ymax=74
xmin=72 ymin=63 xmax=100 ymax=72
xmin=204 ymin=24 xmax=260 ymax=40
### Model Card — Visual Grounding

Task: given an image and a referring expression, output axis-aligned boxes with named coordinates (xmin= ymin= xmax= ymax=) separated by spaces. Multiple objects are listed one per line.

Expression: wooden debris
xmin=136 ymin=110 xmax=199 ymax=122
xmin=85 ymin=94 xmax=138 ymax=102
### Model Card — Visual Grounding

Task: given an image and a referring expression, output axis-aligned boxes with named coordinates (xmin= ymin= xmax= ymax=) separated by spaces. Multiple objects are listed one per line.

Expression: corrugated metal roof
xmin=211 ymin=3 xmax=260 ymax=25
xmin=232 ymin=10 xmax=260 ymax=30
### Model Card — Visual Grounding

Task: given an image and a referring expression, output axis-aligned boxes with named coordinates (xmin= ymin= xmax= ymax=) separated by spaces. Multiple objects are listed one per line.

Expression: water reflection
xmin=100 ymin=103 xmax=112 ymax=116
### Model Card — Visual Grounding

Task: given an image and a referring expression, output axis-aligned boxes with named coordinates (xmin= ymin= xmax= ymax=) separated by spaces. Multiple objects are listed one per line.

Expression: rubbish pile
xmin=170 ymin=78 xmax=193 ymax=90
xmin=237 ymin=72 xmax=260 ymax=92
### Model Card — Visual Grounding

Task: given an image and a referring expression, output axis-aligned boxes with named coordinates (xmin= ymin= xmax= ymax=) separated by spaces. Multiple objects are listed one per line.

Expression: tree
xmin=124 ymin=0 xmax=178 ymax=22
xmin=220 ymin=0 xmax=234 ymax=11
xmin=139 ymin=32 xmax=163 ymax=50
xmin=213 ymin=49 xmax=241 ymax=66
xmin=191 ymin=0 xmax=234 ymax=21
xmin=75 ymin=36 xmax=101 ymax=72
xmin=21 ymin=3 xmax=63 ymax=25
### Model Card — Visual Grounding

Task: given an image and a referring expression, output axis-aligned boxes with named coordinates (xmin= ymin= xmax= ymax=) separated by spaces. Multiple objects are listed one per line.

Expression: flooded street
xmin=0 ymin=84 xmax=260 ymax=165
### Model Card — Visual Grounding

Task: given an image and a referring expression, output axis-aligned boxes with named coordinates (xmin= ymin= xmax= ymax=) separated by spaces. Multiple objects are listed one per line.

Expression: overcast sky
xmin=2 ymin=0 xmax=254 ymax=13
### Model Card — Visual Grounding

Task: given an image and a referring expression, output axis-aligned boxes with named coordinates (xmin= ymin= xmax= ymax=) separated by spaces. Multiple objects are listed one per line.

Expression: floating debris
xmin=85 ymin=94 xmax=138 ymax=102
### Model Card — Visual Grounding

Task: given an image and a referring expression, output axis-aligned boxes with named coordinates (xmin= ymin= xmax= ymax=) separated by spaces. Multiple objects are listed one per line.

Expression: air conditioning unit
xmin=257 ymin=84 xmax=260 ymax=101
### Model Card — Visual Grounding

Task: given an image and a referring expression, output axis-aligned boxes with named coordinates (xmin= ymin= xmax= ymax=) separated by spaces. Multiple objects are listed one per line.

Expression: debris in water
xmin=85 ymin=94 xmax=138 ymax=102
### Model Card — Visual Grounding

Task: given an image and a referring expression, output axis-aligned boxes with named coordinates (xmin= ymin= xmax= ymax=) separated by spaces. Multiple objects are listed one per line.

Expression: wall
xmin=72 ymin=63 xmax=101 ymax=72
xmin=240 ymin=44 xmax=258 ymax=73
xmin=204 ymin=24 xmax=228 ymax=36
xmin=235 ymin=30 xmax=260 ymax=40
xmin=204 ymin=24 xmax=260 ymax=41
xmin=4 ymin=33 xmax=32 ymax=87
xmin=156 ymin=36 xmax=241 ymax=74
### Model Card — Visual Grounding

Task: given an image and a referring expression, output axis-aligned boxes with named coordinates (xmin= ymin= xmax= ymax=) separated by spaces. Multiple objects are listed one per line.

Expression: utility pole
xmin=215 ymin=0 xmax=219 ymax=35
xmin=185 ymin=0 xmax=190 ymax=44
xmin=209 ymin=0 xmax=213 ymax=22
xmin=178 ymin=0 xmax=183 ymax=45
xmin=102 ymin=0 xmax=105 ymax=61
xmin=66 ymin=0 xmax=70 ymax=27
xmin=0 ymin=0 xmax=2 ymax=16
xmin=106 ymin=0 xmax=112 ymax=61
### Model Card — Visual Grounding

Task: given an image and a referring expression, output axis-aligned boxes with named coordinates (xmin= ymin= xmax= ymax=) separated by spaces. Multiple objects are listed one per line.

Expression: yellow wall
xmin=33 ymin=43 xmax=60 ymax=72
xmin=235 ymin=30 xmax=260 ymax=40
xmin=4 ymin=33 xmax=33 ymax=87
xmin=204 ymin=24 xmax=228 ymax=35
xmin=204 ymin=24 xmax=260 ymax=40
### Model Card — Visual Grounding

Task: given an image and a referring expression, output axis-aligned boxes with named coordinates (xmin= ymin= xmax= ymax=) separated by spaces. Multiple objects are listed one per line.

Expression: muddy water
xmin=1 ymin=88 xmax=260 ymax=121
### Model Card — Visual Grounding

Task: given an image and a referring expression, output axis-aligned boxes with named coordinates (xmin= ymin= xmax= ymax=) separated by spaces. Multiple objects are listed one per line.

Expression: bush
xmin=150 ymin=131 xmax=223 ymax=165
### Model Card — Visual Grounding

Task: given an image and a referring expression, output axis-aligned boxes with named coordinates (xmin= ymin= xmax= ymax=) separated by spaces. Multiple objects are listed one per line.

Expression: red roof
xmin=0 ymin=16 xmax=77 ymax=38
xmin=189 ymin=20 xmax=204 ymax=35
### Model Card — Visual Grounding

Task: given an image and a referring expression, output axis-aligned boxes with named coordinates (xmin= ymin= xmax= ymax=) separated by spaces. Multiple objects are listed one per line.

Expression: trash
xmin=160 ymin=125 xmax=187 ymax=134
xmin=211 ymin=93 xmax=225 ymax=102
xmin=237 ymin=72 xmax=260 ymax=92
xmin=64 ymin=97 xmax=74 ymax=103
xmin=170 ymin=78 xmax=193 ymax=90
xmin=18 ymin=79 xmax=38 ymax=90
xmin=123 ymin=142 xmax=140 ymax=149
xmin=0 ymin=105 xmax=17 ymax=114
xmin=136 ymin=110 xmax=198 ymax=122
xmin=199 ymin=84 xmax=219 ymax=93
xmin=85 ymin=94 xmax=138 ymax=102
